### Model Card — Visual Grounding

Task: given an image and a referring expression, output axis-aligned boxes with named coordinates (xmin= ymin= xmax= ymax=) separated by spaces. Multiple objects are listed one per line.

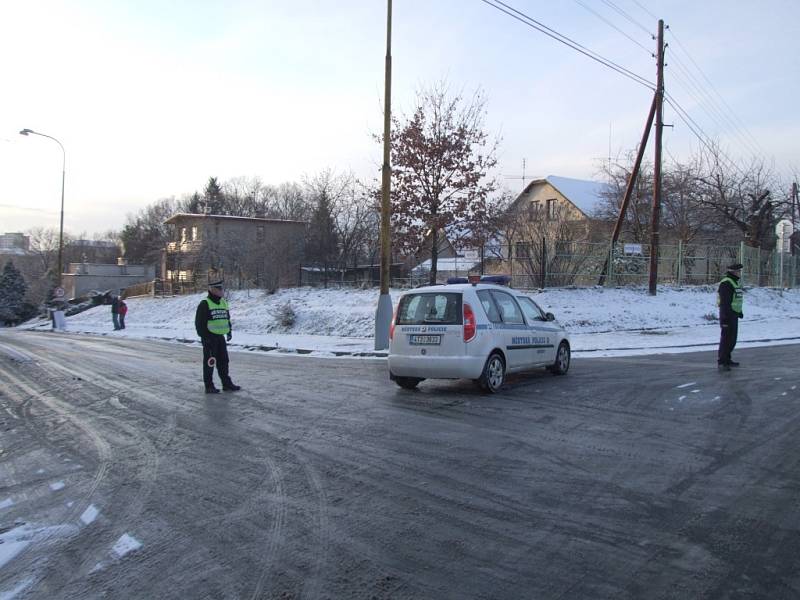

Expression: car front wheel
xmin=478 ymin=352 xmax=505 ymax=393
xmin=549 ymin=341 xmax=570 ymax=375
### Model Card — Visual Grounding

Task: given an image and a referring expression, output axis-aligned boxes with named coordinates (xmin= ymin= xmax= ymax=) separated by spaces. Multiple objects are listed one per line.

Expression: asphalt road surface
xmin=1 ymin=330 xmax=799 ymax=599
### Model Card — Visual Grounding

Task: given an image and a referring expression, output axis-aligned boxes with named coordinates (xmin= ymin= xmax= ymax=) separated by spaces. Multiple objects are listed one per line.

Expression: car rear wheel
xmin=478 ymin=352 xmax=505 ymax=393
xmin=394 ymin=376 xmax=423 ymax=390
xmin=549 ymin=341 xmax=570 ymax=375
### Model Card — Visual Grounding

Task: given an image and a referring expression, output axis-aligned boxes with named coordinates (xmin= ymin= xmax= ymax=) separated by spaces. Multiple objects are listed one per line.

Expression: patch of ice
xmin=0 ymin=498 xmax=13 ymax=510
xmin=80 ymin=504 xmax=99 ymax=525
xmin=35 ymin=469 xmax=45 ymax=474
xmin=676 ymin=382 xmax=696 ymax=389
xmin=112 ymin=533 xmax=142 ymax=558
xmin=0 ymin=525 xmax=33 ymax=569
xmin=49 ymin=481 xmax=65 ymax=491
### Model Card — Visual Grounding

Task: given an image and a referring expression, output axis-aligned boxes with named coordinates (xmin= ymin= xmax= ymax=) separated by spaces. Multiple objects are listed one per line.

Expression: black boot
xmin=728 ymin=361 xmax=740 ymax=367
xmin=718 ymin=363 xmax=731 ymax=372
xmin=205 ymin=386 xmax=220 ymax=394
xmin=223 ymin=383 xmax=241 ymax=392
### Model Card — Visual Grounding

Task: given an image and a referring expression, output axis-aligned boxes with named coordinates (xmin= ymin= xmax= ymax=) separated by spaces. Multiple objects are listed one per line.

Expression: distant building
xmin=0 ymin=232 xmax=30 ymax=254
xmin=162 ymin=213 xmax=307 ymax=291
xmin=62 ymin=258 xmax=155 ymax=299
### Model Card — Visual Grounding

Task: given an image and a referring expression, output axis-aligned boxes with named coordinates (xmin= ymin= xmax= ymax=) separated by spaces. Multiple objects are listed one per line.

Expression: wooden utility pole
xmin=374 ymin=0 xmax=393 ymax=350
xmin=648 ymin=19 xmax=665 ymax=295
xmin=792 ymin=181 xmax=799 ymax=255
xmin=598 ymin=94 xmax=657 ymax=285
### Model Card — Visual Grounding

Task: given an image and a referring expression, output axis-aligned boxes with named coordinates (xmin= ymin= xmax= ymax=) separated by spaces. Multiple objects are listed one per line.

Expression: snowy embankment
xmin=20 ymin=286 xmax=800 ymax=358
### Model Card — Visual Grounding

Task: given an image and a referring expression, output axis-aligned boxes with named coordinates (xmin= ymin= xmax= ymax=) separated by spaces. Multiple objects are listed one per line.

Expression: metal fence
xmin=395 ymin=241 xmax=800 ymax=290
xmin=131 ymin=242 xmax=800 ymax=296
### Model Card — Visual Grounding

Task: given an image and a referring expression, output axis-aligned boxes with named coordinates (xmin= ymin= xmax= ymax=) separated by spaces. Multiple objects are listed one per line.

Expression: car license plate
xmin=409 ymin=334 xmax=441 ymax=345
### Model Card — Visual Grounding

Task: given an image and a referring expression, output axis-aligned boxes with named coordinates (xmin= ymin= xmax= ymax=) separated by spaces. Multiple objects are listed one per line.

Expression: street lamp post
xmin=19 ymin=128 xmax=66 ymax=288
xmin=374 ymin=0 xmax=393 ymax=350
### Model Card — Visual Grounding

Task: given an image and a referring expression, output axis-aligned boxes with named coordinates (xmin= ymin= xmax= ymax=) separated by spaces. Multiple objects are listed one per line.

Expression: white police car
xmin=388 ymin=276 xmax=570 ymax=392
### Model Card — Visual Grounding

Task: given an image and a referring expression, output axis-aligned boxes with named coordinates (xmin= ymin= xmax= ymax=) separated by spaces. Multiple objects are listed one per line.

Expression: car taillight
xmin=389 ymin=307 xmax=397 ymax=341
xmin=463 ymin=303 xmax=477 ymax=342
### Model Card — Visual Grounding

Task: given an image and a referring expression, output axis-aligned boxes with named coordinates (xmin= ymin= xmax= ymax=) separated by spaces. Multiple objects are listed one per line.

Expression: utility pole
xmin=648 ymin=19 xmax=665 ymax=296
xmin=598 ymin=95 xmax=657 ymax=285
xmin=374 ymin=0 xmax=393 ymax=350
xmin=792 ymin=181 xmax=799 ymax=255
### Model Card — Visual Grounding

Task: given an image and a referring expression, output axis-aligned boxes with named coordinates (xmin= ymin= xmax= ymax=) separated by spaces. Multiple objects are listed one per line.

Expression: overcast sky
xmin=1 ymin=0 xmax=797 ymax=236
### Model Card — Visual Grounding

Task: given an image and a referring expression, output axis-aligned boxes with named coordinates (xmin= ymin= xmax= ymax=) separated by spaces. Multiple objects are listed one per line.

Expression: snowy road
xmin=1 ymin=330 xmax=800 ymax=599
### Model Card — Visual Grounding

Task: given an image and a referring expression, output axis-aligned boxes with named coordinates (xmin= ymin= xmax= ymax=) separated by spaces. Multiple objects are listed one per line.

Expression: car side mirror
xmin=545 ymin=312 xmax=555 ymax=321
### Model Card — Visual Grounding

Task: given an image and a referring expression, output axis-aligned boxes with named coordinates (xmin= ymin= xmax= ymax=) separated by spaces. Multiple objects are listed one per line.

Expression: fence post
xmin=541 ymin=236 xmax=547 ymax=289
xmin=677 ymin=240 xmax=683 ymax=287
xmin=739 ymin=242 xmax=746 ymax=286
xmin=509 ymin=244 xmax=514 ymax=286
xmin=607 ymin=242 xmax=614 ymax=287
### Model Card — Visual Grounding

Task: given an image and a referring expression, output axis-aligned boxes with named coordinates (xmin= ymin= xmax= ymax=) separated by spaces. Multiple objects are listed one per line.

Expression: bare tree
xmin=695 ymin=143 xmax=788 ymax=249
xmin=264 ymin=182 xmax=311 ymax=221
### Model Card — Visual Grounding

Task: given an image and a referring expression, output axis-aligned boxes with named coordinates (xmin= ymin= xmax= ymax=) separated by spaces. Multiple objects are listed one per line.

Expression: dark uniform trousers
xmin=718 ymin=317 xmax=738 ymax=365
xmin=202 ymin=334 xmax=232 ymax=388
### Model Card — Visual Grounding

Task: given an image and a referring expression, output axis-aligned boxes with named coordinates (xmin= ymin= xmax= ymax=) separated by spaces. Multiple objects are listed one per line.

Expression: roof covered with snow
xmin=412 ymin=258 xmax=481 ymax=273
xmin=544 ymin=175 xmax=610 ymax=217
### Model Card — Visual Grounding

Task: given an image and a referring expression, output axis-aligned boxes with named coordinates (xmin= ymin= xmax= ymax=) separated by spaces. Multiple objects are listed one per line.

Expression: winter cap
xmin=727 ymin=263 xmax=743 ymax=271
xmin=208 ymin=278 xmax=224 ymax=288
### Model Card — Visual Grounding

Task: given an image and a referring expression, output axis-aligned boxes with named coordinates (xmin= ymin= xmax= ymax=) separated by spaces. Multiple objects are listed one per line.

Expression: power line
xmin=665 ymin=93 xmax=749 ymax=179
xmin=667 ymin=57 xmax=763 ymax=160
xmin=630 ymin=0 xmax=658 ymax=22
xmin=571 ymin=0 xmax=653 ymax=55
xmin=667 ymin=28 xmax=766 ymax=157
xmin=479 ymin=0 xmax=655 ymax=90
xmin=600 ymin=0 xmax=653 ymax=37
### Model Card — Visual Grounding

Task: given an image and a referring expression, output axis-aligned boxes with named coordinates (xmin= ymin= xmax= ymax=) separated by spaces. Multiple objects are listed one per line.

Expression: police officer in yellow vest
xmin=194 ymin=279 xmax=241 ymax=393
xmin=717 ymin=262 xmax=744 ymax=371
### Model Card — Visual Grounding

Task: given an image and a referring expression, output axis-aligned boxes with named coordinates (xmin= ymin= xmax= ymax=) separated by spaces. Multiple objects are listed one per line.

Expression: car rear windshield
xmin=396 ymin=292 xmax=463 ymax=325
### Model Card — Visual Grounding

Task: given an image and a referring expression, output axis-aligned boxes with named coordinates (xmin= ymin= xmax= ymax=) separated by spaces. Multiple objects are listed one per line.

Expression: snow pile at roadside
xmin=20 ymin=285 xmax=800 ymax=357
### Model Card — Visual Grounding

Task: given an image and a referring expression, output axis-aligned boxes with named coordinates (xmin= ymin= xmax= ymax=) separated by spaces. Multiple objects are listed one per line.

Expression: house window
xmin=181 ymin=227 xmax=187 ymax=243
xmin=528 ymin=201 xmax=540 ymax=220
xmin=546 ymin=199 xmax=557 ymax=220
xmin=191 ymin=226 xmax=198 ymax=241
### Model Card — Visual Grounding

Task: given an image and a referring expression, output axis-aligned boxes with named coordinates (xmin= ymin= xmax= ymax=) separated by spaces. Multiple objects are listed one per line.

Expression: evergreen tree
xmin=306 ymin=191 xmax=340 ymax=282
xmin=0 ymin=261 xmax=27 ymax=325
xmin=203 ymin=177 xmax=226 ymax=215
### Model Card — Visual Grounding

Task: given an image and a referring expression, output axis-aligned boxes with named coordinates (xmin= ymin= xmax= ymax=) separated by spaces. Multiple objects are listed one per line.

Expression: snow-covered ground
xmin=19 ymin=285 xmax=800 ymax=359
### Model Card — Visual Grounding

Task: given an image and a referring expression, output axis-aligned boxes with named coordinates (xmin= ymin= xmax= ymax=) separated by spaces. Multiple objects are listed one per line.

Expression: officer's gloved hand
xmin=226 ymin=332 xmax=232 ymax=342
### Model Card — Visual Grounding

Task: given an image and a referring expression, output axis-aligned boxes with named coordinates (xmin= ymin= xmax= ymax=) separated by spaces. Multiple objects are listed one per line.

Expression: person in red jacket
xmin=118 ymin=299 xmax=128 ymax=329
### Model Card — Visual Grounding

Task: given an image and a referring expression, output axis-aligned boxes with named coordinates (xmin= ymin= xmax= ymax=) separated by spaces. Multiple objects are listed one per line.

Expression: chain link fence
xmin=140 ymin=242 xmax=800 ymax=295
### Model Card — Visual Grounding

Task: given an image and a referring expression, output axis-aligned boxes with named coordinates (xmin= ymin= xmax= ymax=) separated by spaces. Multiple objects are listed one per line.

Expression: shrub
xmin=275 ymin=302 xmax=296 ymax=328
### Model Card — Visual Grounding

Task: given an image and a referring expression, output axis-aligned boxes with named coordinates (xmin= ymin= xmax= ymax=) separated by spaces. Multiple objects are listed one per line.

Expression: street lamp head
xmin=19 ymin=128 xmax=33 ymax=136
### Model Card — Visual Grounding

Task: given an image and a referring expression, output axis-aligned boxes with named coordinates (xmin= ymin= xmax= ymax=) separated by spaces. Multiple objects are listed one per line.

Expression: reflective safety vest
xmin=205 ymin=297 xmax=231 ymax=335
xmin=717 ymin=276 xmax=743 ymax=313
